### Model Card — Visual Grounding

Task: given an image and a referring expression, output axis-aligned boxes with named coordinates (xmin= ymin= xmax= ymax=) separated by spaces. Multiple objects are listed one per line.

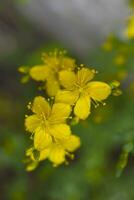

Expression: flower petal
xmin=49 ymin=124 xmax=71 ymax=139
xmin=46 ymin=77 xmax=60 ymax=96
xmin=63 ymin=134 xmax=81 ymax=152
xmin=59 ymin=70 xmax=76 ymax=89
xmin=39 ymin=148 xmax=50 ymax=161
xmin=87 ymin=81 xmax=111 ymax=101
xmin=48 ymin=144 xmax=66 ymax=166
xmin=30 ymin=65 xmax=50 ymax=81
xmin=25 ymin=115 xmax=40 ymax=133
xmin=49 ymin=103 xmax=71 ymax=124
xmin=55 ymin=90 xmax=79 ymax=105
xmin=76 ymin=68 xmax=95 ymax=86
xmin=34 ymin=128 xmax=52 ymax=151
xmin=32 ymin=96 xmax=51 ymax=117
xmin=61 ymin=57 xmax=76 ymax=70
xmin=74 ymin=96 xmax=91 ymax=120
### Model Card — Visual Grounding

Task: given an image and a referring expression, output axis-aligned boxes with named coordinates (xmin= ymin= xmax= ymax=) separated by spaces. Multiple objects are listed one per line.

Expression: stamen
xmin=47 ymin=98 xmax=50 ymax=102
xmin=91 ymin=98 xmax=99 ymax=108
xmin=98 ymin=100 xmax=107 ymax=106
xmin=27 ymin=102 xmax=32 ymax=110
xmin=66 ymin=152 xmax=74 ymax=160
xmin=91 ymin=69 xmax=98 ymax=74
xmin=68 ymin=116 xmax=73 ymax=119
xmin=95 ymin=70 xmax=99 ymax=74
xmin=30 ymin=133 xmax=34 ymax=140
xmin=80 ymin=64 xmax=84 ymax=67
xmin=69 ymin=154 xmax=74 ymax=160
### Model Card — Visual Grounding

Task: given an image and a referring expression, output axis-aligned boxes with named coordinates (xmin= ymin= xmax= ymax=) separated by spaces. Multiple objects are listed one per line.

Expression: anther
xmin=30 ymin=134 xmax=34 ymax=140
xmin=95 ymin=105 xmax=98 ymax=108
xmin=103 ymin=102 xmax=106 ymax=106
xmin=27 ymin=105 xmax=31 ymax=109
xmin=70 ymin=154 xmax=74 ymax=160
xmin=69 ymin=116 xmax=73 ymax=119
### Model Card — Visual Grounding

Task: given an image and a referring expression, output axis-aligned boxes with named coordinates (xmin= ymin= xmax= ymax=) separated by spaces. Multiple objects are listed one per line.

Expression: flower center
xmin=74 ymin=82 xmax=87 ymax=94
xmin=39 ymin=112 xmax=49 ymax=128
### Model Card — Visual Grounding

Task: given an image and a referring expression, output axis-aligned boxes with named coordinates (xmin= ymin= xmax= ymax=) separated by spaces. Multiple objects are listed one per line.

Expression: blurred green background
xmin=0 ymin=0 xmax=134 ymax=200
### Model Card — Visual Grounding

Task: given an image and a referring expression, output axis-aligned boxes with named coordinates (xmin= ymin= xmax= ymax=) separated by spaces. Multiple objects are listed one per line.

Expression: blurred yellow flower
xmin=125 ymin=15 xmax=134 ymax=39
xmin=114 ymin=54 xmax=126 ymax=66
xmin=56 ymin=68 xmax=111 ymax=120
xmin=102 ymin=34 xmax=114 ymax=51
xmin=27 ymin=134 xmax=81 ymax=167
xmin=29 ymin=50 xmax=76 ymax=96
xmin=25 ymin=96 xmax=72 ymax=151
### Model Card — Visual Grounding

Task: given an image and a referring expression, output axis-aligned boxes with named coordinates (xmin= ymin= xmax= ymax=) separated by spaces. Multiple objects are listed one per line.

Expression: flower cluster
xmin=20 ymin=50 xmax=112 ymax=170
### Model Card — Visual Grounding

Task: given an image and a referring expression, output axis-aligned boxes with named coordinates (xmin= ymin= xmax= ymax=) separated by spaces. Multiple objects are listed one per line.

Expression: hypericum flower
xmin=25 ymin=96 xmax=72 ymax=151
xmin=29 ymin=50 xmax=76 ymax=96
xmin=26 ymin=134 xmax=81 ymax=168
xmin=55 ymin=67 xmax=111 ymax=120
xmin=125 ymin=15 xmax=134 ymax=39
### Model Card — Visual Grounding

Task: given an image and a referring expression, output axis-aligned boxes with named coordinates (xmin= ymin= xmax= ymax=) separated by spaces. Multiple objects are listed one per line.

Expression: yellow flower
xmin=25 ymin=96 xmax=72 ymax=151
xmin=27 ymin=134 xmax=81 ymax=167
xmin=29 ymin=50 xmax=76 ymax=96
xmin=55 ymin=68 xmax=111 ymax=120
xmin=125 ymin=15 xmax=134 ymax=39
xmin=102 ymin=34 xmax=114 ymax=51
xmin=114 ymin=54 xmax=126 ymax=66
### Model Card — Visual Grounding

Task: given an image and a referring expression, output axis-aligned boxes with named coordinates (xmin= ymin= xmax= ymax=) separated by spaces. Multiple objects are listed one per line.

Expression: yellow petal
xmin=124 ymin=15 xmax=134 ymax=39
xmin=30 ymin=65 xmax=50 ymax=81
xmin=46 ymin=77 xmax=60 ymax=96
xmin=48 ymin=144 xmax=66 ymax=166
xmin=61 ymin=57 xmax=76 ymax=70
xmin=32 ymin=96 xmax=50 ymax=118
xmin=49 ymin=103 xmax=71 ymax=124
xmin=87 ymin=81 xmax=111 ymax=101
xmin=26 ymin=147 xmax=49 ymax=162
xmin=39 ymin=148 xmax=50 ymax=161
xmin=76 ymin=68 xmax=95 ymax=86
xmin=26 ymin=147 xmax=34 ymax=158
xmin=25 ymin=115 xmax=40 ymax=133
xmin=74 ymin=95 xmax=91 ymax=120
xmin=34 ymin=128 xmax=52 ymax=151
xmin=63 ymin=135 xmax=81 ymax=152
xmin=26 ymin=161 xmax=38 ymax=171
xmin=49 ymin=124 xmax=71 ymax=139
xmin=55 ymin=90 xmax=79 ymax=105
xmin=59 ymin=70 xmax=76 ymax=89
xmin=42 ymin=52 xmax=60 ymax=69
